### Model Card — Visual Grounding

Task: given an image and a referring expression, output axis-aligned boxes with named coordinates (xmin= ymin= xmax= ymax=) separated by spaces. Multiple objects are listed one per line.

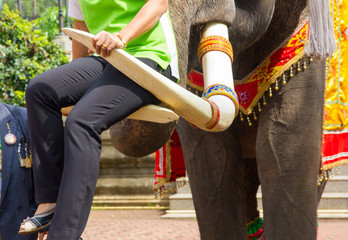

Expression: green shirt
xmin=77 ymin=0 xmax=175 ymax=70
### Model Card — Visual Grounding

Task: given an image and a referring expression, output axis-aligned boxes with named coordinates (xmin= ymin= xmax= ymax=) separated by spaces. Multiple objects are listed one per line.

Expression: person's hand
xmin=92 ymin=31 xmax=126 ymax=57
xmin=38 ymin=231 xmax=48 ymax=240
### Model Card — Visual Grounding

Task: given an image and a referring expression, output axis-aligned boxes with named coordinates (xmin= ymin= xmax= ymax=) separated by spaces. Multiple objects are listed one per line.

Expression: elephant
xmin=109 ymin=0 xmax=331 ymax=239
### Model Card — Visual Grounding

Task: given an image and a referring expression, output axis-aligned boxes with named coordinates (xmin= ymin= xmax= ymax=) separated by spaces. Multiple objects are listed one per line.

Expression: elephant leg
xmin=177 ymin=120 xmax=246 ymax=240
xmin=256 ymin=60 xmax=325 ymax=240
xmin=317 ymin=179 xmax=327 ymax=204
xmin=242 ymin=157 xmax=264 ymax=239
xmin=242 ymin=157 xmax=261 ymax=222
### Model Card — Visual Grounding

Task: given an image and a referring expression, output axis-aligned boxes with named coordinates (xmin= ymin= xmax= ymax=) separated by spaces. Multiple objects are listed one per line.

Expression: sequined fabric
xmin=322 ymin=0 xmax=348 ymax=170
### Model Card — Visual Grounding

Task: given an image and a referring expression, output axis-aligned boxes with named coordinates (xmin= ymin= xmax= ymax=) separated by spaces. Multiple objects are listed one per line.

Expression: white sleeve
xmin=69 ymin=0 xmax=84 ymax=21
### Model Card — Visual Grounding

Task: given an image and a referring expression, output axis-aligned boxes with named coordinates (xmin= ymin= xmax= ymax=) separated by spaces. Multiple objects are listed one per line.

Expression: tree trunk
xmin=32 ymin=0 xmax=37 ymax=19
xmin=17 ymin=0 xmax=22 ymax=16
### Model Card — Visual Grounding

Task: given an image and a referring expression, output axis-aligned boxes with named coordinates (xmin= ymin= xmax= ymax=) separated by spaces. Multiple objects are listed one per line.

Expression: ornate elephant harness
xmin=186 ymin=14 xmax=348 ymax=176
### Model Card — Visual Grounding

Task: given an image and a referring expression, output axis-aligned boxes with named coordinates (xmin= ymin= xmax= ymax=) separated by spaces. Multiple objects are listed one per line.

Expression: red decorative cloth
xmin=322 ymin=130 xmax=348 ymax=168
xmin=154 ymin=130 xmax=186 ymax=193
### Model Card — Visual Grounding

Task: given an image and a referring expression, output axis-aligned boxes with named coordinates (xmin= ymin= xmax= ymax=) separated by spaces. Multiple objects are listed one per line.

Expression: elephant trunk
xmin=62 ymin=27 xmax=238 ymax=132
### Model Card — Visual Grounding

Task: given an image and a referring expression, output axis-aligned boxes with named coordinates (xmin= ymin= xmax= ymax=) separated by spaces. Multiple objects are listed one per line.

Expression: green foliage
xmin=33 ymin=7 xmax=60 ymax=41
xmin=33 ymin=6 xmax=72 ymax=41
xmin=2 ymin=0 xmax=58 ymax=19
xmin=0 ymin=4 xmax=69 ymax=106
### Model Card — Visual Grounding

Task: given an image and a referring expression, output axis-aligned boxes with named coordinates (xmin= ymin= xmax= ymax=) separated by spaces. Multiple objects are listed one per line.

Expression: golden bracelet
xmin=116 ymin=33 xmax=127 ymax=50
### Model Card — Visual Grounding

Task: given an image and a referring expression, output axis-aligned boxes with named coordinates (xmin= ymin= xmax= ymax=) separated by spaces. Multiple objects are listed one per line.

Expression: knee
xmin=64 ymin=110 xmax=94 ymax=133
xmin=65 ymin=109 xmax=105 ymax=137
xmin=64 ymin=112 xmax=81 ymax=131
xmin=25 ymin=74 xmax=57 ymax=105
xmin=26 ymin=75 xmax=43 ymax=100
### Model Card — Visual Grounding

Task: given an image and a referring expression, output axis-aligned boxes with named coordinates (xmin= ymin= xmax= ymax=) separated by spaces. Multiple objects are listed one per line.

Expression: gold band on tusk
xmin=203 ymin=84 xmax=239 ymax=119
xmin=203 ymin=98 xmax=220 ymax=129
xmin=198 ymin=35 xmax=233 ymax=64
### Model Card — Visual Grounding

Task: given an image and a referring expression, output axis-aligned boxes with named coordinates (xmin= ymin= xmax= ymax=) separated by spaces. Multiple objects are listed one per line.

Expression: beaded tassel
xmin=246 ymin=115 xmax=252 ymax=126
xmin=258 ymin=102 xmax=262 ymax=112
xmin=290 ymin=66 xmax=294 ymax=77
xmin=275 ymin=79 xmax=279 ymax=91
xmin=240 ymin=111 xmax=245 ymax=121
xmin=297 ymin=61 xmax=301 ymax=72
xmin=237 ymin=57 xmax=316 ymax=128
xmin=282 ymin=74 xmax=287 ymax=85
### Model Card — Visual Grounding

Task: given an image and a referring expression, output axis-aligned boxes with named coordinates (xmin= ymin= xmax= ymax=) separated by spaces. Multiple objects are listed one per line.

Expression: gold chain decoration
xmin=198 ymin=35 xmax=233 ymax=64
xmin=239 ymin=56 xmax=312 ymax=126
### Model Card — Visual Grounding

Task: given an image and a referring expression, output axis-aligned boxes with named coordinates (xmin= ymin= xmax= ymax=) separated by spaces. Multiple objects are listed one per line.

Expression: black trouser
xmin=25 ymin=56 xmax=174 ymax=240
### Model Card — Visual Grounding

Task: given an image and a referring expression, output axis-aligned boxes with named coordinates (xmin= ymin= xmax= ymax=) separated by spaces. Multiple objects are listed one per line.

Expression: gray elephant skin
xmin=110 ymin=1 xmax=326 ymax=239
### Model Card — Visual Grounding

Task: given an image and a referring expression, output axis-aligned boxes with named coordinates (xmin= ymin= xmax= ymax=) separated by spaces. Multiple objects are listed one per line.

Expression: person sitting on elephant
xmin=18 ymin=0 xmax=178 ymax=239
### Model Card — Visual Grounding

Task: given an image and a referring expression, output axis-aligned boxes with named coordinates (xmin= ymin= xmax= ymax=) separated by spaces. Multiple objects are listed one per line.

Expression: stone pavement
xmin=81 ymin=209 xmax=200 ymax=240
xmin=317 ymin=219 xmax=348 ymax=240
xmin=80 ymin=209 xmax=348 ymax=240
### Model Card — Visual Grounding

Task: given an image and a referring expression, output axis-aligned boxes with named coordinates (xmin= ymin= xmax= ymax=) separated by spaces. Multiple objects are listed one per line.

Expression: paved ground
xmin=317 ymin=219 xmax=348 ymax=240
xmin=81 ymin=209 xmax=200 ymax=240
xmin=80 ymin=209 xmax=348 ymax=240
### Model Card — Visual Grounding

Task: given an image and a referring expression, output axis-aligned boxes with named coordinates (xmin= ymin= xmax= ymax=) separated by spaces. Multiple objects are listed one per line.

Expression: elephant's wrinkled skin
xmin=111 ymin=1 xmax=326 ymax=239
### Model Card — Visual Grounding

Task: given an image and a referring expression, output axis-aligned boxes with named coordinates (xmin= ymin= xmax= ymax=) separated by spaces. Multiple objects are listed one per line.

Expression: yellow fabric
xmin=321 ymin=0 xmax=348 ymax=170
xmin=324 ymin=0 xmax=348 ymax=131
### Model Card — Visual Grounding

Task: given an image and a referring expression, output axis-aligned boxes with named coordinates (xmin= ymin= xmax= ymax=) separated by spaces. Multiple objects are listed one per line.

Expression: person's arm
xmin=72 ymin=20 xmax=90 ymax=59
xmin=93 ymin=0 xmax=168 ymax=57
xmin=119 ymin=0 xmax=168 ymax=43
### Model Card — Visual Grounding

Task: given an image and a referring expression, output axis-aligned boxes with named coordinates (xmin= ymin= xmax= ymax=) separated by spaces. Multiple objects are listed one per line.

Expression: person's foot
xmin=35 ymin=203 xmax=57 ymax=215
xmin=18 ymin=203 xmax=56 ymax=235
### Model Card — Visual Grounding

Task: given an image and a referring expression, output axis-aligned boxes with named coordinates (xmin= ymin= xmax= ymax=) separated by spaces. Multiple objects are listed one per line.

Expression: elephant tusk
xmin=62 ymin=28 xmax=234 ymax=132
xmin=61 ymin=104 xmax=179 ymax=123
xmin=199 ymin=22 xmax=239 ymax=130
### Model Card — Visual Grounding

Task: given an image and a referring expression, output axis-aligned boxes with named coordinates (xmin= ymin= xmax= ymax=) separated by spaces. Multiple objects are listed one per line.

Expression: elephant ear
xmin=305 ymin=0 xmax=337 ymax=58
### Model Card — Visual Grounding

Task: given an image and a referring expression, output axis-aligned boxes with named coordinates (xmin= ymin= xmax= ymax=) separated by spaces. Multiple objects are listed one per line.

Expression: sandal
xmin=18 ymin=207 xmax=55 ymax=235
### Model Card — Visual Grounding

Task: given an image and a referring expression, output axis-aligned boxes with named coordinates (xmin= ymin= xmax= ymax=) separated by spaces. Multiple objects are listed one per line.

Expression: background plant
xmin=0 ymin=4 xmax=69 ymax=106
xmin=33 ymin=6 xmax=72 ymax=41
xmin=1 ymin=0 xmax=59 ymax=19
